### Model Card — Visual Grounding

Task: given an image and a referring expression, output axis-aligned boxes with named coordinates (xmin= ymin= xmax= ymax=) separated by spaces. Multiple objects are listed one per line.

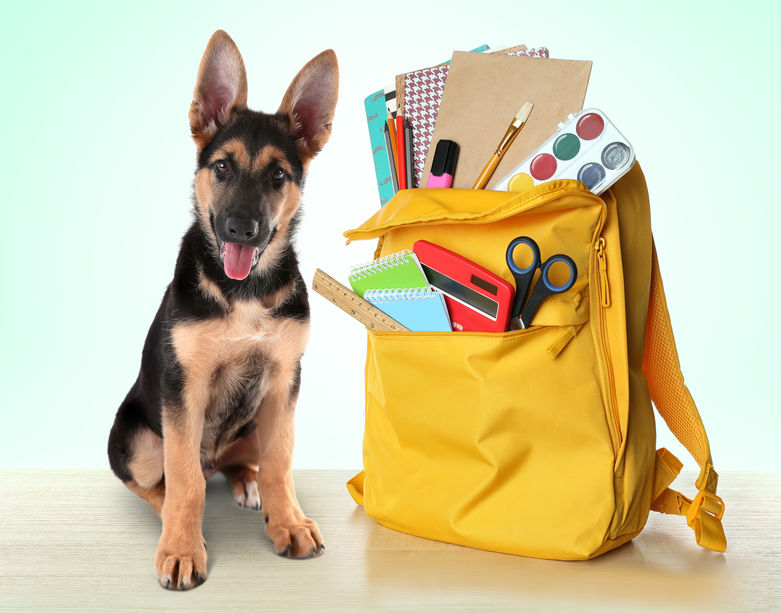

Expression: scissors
xmin=505 ymin=236 xmax=578 ymax=329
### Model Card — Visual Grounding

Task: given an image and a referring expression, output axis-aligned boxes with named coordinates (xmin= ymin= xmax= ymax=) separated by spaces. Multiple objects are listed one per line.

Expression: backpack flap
xmin=345 ymin=183 xmax=603 ymax=244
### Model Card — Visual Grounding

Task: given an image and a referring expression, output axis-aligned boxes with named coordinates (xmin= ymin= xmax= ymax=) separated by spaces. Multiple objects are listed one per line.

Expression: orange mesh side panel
xmin=642 ymin=243 xmax=711 ymax=469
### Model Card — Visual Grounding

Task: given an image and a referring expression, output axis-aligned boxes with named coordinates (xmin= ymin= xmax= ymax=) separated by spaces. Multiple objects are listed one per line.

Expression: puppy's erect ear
xmin=278 ymin=50 xmax=339 ymax=165
xmin=189 ymin=30 xmax=248 ymax=150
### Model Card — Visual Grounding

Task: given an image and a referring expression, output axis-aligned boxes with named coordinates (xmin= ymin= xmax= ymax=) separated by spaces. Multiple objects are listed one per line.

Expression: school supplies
xmin=364 ymin=287 xmax=451 ymax=332
xmin=365 ymin=44 xmax=546 ymax=203
xmin=395 ymin=114 xmax=407 ymax=189
xmin=396 ymin=45 xmax=517 ymax=122
xmin=404 ymin=118 xmax=414 ymax=188
xmin=472 ymin=102 xmax=534 ymax=189
xmin=384 ymin=84 xmax=398 ymax=116
xmin=493 ymin=108 xmax=635 ymax=195
xmin=422 ymin=52 xmax=591 ymax=188
xmin=364 ymin=45 xmax=492 ymax=206
xmin=387 ymin=111 xmax=399 ymax=176
xmin=383 ymin=122 xmax=399 ymax=193
xmin=427 ymin=140 xmax=459 ymax=188
xmin=404 ymin=46 xmax=549 ymax=189
xmin=312 ymin=269 xmax=410 ymax=332
xmin=363 ymin=91 xmax=396 ymax=206
xmin=348 ymin=249 xmax=429 ymax=298
xmin=413 ymin=240 xmax=514 ymax=332
xmin=505 ymin=236 xmax=577 ymax=330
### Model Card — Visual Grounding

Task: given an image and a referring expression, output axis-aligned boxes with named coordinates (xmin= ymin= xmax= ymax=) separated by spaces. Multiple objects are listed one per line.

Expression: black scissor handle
xmin=519 ymin=254 xmax=578 ymax=329
xmin=506 ymin=236 xmax=541 ymax=320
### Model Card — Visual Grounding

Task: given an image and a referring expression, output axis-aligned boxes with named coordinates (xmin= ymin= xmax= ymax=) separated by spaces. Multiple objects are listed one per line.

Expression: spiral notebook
xmin=364 ymin=287 xmax=451 ymax=332
xmin=348 ymin=250 xmax=451 ymax=331
xmin=348 ymin=249 xmax=429 ymax=298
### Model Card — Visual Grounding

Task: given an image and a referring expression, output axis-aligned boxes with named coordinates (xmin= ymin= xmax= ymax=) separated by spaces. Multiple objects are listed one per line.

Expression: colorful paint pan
xmin=492 ymin=108 xmax=635 ymax=196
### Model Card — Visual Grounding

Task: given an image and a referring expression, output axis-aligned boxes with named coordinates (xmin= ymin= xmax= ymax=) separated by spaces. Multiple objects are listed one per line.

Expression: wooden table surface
xmin=0 ymin=470 xmax=778 ymax=612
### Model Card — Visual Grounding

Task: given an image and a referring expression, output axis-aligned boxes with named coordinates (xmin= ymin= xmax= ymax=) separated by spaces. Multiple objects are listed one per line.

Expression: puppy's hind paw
xmin=233 ymin=479 xmax=261 ymax=511
xmin=223 ymin=466 xmax=261 ymax=511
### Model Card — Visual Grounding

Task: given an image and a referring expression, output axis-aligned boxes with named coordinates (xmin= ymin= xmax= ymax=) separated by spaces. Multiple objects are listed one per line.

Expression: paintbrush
xmin=472 ymin=101 xmax=534 ymax=189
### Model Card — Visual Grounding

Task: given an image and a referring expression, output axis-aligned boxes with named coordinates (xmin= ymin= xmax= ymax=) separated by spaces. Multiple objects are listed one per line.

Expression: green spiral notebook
xmin=348 ymin=249 xmax=429 ymax=298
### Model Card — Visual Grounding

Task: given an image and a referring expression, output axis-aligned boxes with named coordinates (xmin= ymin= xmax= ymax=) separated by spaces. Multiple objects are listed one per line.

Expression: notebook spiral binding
xmin=349 ymin=249 xmax=414 ymax=280
xmin=364 ymin=287 xmax=439 ymax=303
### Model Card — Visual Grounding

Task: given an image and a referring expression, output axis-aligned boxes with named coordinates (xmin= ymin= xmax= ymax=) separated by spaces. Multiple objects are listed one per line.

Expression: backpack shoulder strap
xmin=643 ymin=239 xmax=727 ymax=552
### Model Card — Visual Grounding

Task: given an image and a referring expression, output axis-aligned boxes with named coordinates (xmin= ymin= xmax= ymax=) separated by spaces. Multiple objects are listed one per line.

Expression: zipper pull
xmin=596 ymin=237 xmax=611 ymax=308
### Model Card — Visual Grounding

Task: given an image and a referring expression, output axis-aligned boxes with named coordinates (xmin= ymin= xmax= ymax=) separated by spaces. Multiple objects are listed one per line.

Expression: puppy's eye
xmin=272 ymin=167 xmax=287 ymax=183
xmin=213 ymin=159 xmax=229 ymax=178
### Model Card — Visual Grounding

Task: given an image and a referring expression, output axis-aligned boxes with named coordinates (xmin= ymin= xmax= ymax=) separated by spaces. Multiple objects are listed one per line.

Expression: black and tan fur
xmin=107 ymin=30 xmax=338 ymax=590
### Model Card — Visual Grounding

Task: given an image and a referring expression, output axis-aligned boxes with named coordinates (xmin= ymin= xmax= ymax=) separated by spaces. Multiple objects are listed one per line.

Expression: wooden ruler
xmin=312 ymin=268 xmax=409 ymax=332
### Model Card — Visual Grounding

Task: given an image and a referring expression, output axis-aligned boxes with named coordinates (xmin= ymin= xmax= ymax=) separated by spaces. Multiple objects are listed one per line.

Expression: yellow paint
xmin=507 ymin=172 xmax=535 ymax=193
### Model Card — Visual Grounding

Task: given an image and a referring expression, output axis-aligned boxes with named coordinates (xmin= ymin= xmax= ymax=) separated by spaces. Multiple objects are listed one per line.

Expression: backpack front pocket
xmin=361 ymin=325 xmax=619 ymax=560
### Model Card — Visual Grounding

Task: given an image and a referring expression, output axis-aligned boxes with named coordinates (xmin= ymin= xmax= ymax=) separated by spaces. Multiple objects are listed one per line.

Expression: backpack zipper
xmin=595 ymin=237 xmax=621 ymax=455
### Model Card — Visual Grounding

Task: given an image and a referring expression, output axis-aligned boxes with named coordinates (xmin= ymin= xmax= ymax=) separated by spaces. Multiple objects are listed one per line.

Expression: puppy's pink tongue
xmin=223 ymin=243 xmax=256 ymax=280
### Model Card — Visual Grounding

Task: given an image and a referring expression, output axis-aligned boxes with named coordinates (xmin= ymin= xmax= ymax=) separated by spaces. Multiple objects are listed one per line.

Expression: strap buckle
xmin=686 ymin=488 xmax=725 ymax=528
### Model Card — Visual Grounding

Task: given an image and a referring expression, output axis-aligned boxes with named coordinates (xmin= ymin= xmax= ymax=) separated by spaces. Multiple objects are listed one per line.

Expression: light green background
xmin=1 ymin=1 xmax=778 ymax=472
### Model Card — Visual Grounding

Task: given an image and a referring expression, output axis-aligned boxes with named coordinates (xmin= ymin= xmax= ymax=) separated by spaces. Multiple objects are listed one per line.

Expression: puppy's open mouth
xmin=219 ymin=243 xmax=260 ymax=280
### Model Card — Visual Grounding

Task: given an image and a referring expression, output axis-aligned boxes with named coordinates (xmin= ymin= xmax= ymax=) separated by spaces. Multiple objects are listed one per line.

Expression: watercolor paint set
xmin=491 ymin=108 xmax=635 ymax=195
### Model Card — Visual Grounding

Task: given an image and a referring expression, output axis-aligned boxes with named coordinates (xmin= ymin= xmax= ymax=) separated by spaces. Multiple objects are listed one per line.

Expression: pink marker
xmin=427 ymin=139 xmax=459 ymax=188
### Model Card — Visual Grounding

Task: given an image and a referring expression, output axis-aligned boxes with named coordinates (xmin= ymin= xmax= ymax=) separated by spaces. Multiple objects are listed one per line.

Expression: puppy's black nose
xmin=225 ymin=217 xmax=259 ymax=241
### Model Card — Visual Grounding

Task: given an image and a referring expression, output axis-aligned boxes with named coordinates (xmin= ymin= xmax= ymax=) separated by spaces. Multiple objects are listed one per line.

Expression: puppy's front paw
xmin=155 ymin=536 xmax=207 ymax=590
xmin=265 ymin=514 xmax=324 ymax=559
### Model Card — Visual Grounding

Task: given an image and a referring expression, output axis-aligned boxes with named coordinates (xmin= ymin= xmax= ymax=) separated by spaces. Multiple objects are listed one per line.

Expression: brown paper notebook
xmin=422 ymin=51 xmax=592 ymax=189
xmin=394 ymin=45 xmax=529 ymax=114
xmin=394 ymin=45 xmax=549 ymax=188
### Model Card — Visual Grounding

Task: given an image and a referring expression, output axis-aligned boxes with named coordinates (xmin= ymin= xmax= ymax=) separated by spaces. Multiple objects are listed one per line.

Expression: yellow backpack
xmin=342 ymin=164 xmax=726 ymax=559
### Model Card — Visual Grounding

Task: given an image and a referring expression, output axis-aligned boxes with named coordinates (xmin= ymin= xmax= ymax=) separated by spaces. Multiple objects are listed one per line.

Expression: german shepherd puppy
xmin=107 ymin=30 xmax=338 ymax=590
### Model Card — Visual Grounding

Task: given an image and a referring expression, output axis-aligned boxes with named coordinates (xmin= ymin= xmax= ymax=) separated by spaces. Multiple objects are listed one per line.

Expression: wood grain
xmin=0 ymin=470 xmax=778 ymax=612
xmin=312 ymin=268 xmax=409 ymax=332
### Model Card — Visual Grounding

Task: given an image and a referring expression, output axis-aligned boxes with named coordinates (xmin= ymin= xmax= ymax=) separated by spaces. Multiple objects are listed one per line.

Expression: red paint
xmin=576 ymin=113 xmax=605 ymax=140
xmin=530 ymin=153 xmax=557 ymax=180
